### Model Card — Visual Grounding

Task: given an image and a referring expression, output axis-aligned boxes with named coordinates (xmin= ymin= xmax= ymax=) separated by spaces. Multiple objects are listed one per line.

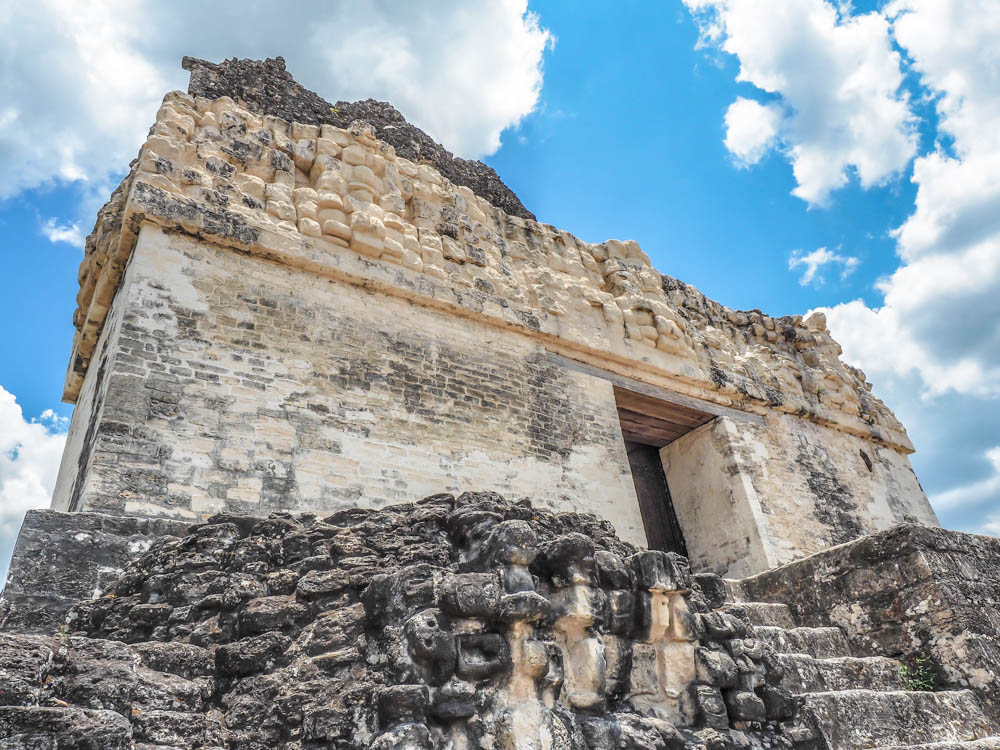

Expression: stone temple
xmin=0 ymin=57 xmax=997 ymax=749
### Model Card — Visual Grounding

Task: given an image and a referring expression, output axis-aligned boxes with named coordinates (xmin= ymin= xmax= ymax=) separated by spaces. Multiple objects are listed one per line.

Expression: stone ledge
xmin=0 ymin=510 xmax=191 ymax=635
xmin=740 ymin=524 xmax=1000 ymax=703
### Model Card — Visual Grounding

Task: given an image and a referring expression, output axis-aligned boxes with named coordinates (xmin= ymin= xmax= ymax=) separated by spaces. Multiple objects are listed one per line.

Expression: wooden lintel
xmin=547 ymin=351 xmax=765 ymax=426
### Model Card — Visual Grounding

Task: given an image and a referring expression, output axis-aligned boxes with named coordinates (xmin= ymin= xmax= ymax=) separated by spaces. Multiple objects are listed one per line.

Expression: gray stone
xmin=0 ymin=510 xmax=188 ymax=634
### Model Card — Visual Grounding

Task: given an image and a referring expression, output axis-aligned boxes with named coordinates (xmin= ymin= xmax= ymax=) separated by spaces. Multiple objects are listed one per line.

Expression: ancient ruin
xmin=1 ymin=57 xmax=997 ymax=749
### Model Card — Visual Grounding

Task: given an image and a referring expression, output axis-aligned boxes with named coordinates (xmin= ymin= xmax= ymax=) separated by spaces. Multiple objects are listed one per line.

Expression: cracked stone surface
xmin=182 ymin=55 xmax=535 ymax=221
xmin=0 ymin=493 xmax=798 ymax=749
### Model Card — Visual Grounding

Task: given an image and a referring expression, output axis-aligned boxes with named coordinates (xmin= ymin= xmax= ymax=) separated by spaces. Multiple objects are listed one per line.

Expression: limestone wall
xmin=663 ymin=415 xmax=938 ymax=578
xmin=53 ymin=226 xmax=646 ymax=545
xmin=65 ymin=90 xmax=914 ymax=456
xmin=54 ymin=83 xmax=938 ymax=566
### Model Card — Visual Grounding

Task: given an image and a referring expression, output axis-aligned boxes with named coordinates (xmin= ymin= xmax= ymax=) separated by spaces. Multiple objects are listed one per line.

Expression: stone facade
xmin=54 ymin=226 xmax=644 ymax=544
xmin=662 ymin=413 xmax=935 ymax=577
xmin=2 ymin=55 xmax=998 ymax=750
xmin=51 ymin=58 xmax=937 ymax=576
xmin=740 ymin=523 xmax=1000 ymax=708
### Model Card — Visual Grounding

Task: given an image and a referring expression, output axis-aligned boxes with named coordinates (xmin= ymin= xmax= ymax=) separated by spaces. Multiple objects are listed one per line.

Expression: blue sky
xmin=2 ymin=0 xmax=999 ymax=579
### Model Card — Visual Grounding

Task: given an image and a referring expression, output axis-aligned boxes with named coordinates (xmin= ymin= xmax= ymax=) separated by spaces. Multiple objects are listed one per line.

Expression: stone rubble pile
xmin=0 ymin=493 xmax=798 ymax=749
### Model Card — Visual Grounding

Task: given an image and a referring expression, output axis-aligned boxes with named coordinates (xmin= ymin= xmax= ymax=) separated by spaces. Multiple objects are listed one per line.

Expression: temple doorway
xmin=614 ymin=385 xmax=714 ymax=556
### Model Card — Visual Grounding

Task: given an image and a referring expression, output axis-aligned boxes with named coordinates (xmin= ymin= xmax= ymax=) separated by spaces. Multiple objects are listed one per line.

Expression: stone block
xmin=0 ymin=510 xmax=189 ymax=634
xmin=630 ymin=550 xmax=691 ymax=593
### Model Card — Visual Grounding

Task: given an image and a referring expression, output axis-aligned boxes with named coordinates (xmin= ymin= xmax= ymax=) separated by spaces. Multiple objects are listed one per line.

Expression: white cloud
xmin=789 ymin=247 xmax=859 ymax=286
xmin=685 ymin=0 xmax=917 ymax=205
xmin=40 ymin=218 xmax=85 ymax=248
xmin=724 ymin=97 xmax=782 ymax=166
xmin=822 ymin=0 xmax=1000 ymax=400
xmin=0 ymin=386 xmax=67 ymax=584
xmin=688 ymin=0 xmax=1000 ymax=533
xmin=0 ymin=0 xmax=551 ymax=201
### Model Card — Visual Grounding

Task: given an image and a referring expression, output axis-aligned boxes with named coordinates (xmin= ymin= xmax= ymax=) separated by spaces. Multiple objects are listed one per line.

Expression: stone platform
xmin=1 ymin=503 xmax=998 ymax=749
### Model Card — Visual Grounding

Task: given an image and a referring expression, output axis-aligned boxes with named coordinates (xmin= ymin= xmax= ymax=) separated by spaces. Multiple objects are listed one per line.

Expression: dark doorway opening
xmin=614 ymin=385 xmax=715 ymax=556
xmin=625 ymin=440 xmax=688 ymax=556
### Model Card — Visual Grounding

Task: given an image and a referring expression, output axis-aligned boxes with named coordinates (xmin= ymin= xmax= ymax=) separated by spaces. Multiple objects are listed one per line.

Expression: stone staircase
xmin=719 ymin=590 xmax=1000 ymax=750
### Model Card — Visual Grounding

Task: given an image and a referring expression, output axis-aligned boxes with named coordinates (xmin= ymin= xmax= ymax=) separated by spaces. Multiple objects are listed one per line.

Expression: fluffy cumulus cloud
xmin=0 ymin=0 xmax=551 ymax=205
xmin=723 ymin=97 xmax=782 ymax=167
xmin=788 ymin=247 xmax=859 ymax=286
xmin=817 ymin=0 xmax=1000 ymax=533
xmin=40 ymin=219 xmax=85 ymax=248
xmin=823 ymin=0 xmax=1000 ymax=398
xmin=0 ymin=387 xmax=67 ymax=583
xmin=684 ymin=0 xmax=917 ymax=205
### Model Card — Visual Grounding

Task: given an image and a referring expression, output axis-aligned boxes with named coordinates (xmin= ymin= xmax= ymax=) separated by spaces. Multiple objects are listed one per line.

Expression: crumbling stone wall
xmin=740 ymin=524 xmax=1000 ymax=709
xmin=53 ymin=227 xmax=645 ymax=543
xmin=0 ymin=510 xmax=189 ymax=635
xmin=1 ymin=494 xmax=798 ymax=749
xmin=55 ymin=58 xmax=937 ymax=570
xmin=181 ymin=56 xmax=536 ymax=221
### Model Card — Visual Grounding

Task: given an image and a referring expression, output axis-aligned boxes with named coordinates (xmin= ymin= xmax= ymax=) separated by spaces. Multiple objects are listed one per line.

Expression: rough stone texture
xmin=739 ymin=524 xmax=1000 ymax=708
xmin=54 ymin=60 xmax=937 ymax=569
xmin=66 ymin=59 xmax=915 ymax=457
xmin=53 ymin=226 xmax=645 ymax=544
xmin=662 ymin=414 xmax=934 ymax=577
xmin=0 ymin=510 xmax=190 ymax=635
xmin=182 ymin=55 xmax=536 ymax=221
xmin=1 ymin=494 xmax=803 ymax=749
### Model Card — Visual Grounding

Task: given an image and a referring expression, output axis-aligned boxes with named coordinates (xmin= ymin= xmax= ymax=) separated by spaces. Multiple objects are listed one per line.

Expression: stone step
xmin=774 ymin=653 xmax=908 ymax=693
xmin=720 ymin=578 xmax=746 ymax=603
xmin=723 ymin=601 xmax=797 ymax=628
xmin=787 ymin=689 xmax=995 ymax=750
xmin=874 ymin=739 xmax=1000 ymax=749
xmin=753 ymin=625 xmax=852 ymax=658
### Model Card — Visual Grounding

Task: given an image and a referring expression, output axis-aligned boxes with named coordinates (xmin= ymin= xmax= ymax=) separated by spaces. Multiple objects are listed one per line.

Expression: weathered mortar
xmin=50 ymin=58 xmax=939 ymax=570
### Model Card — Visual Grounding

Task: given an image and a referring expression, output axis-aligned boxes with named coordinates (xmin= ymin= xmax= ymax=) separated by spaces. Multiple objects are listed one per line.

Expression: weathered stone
xmin=455 ymin=632 xmax=511 ymax=681
xmin=376 ymin=684 xmax=428 ymax=727
xmin=695 ymin=647 xmax=739 ymax=688
xmin=439 ymin=572 xmax=500 ymax=618
xmin=214 ymin=632 xmax=290 ymax=676
xmin=0 ymin=706 xmax=132 ymax=749
xmin=723 ymin=689 xmax=766 ymax=722
xmin=53 ymin=58 xmax=938 ymax=587
xmin=631 ymin=550 xmax=691 ymax=593
xmin=742 ymin=523 xmax=1000 ymax=702
xmin=182 ymin=56 xmax=536 ymax=221
xmin=236 ymin=595 xmax=309 ymax=635
xmin=3 ymin=494 xmax=1000 ymax=749
xmin=0 ymin=511 xmax=188 ymax=634
xmin=0 ymin=634 xmax=53 ymax=706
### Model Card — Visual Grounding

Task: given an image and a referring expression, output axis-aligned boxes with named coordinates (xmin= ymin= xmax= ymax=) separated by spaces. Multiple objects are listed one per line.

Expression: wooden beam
xmin=617 ymin=407 xmax=702 ymax=437
xmin=547 ymin=351 xmax=765 ymax=425
xmin=614 ymin=389 xmax=711 ymax=429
